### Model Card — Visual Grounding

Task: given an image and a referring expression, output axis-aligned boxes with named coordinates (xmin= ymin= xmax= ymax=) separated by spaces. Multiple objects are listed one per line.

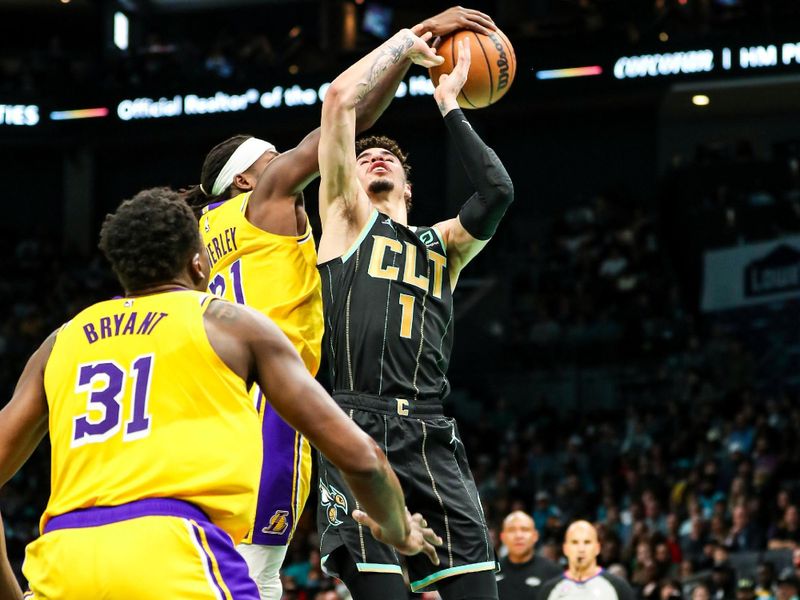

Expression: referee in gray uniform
xmin=538 ymin=521 xmax=634 ymax=600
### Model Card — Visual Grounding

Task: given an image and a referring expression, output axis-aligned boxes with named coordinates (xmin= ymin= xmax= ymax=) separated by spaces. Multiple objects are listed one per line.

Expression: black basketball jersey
xmin=319 ymin=209 xmax=454 ymax=400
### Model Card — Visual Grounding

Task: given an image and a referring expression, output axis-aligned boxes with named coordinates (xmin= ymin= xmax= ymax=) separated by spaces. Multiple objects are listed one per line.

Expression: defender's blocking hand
xmin=413 ymin=6 xmax=497 ymax=39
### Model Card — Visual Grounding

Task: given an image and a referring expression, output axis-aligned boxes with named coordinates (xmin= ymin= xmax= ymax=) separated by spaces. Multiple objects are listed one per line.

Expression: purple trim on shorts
xmin=43 ymin=498 xmax=208 ymax=534
xmin=192 ymin=520 xmax=261 ymax=599
xmin=251 ymin=402 xmax=299 ymax=545
xmin=44 ymin=499 xmax=258 ymax=599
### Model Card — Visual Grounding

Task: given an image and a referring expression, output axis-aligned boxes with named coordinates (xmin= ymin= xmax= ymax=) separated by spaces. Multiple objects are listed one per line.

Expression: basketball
xmin=429 ymin=27 xmax=517 ymax=109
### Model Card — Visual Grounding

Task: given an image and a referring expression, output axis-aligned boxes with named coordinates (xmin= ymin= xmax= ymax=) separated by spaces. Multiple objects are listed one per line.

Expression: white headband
xmin=212 ymin=137 xmax=276 ymax=196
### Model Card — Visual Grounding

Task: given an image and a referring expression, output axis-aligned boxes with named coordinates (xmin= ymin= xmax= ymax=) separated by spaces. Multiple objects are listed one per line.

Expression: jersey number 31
xmin=71 ymin=355 xmax=154 ymax=446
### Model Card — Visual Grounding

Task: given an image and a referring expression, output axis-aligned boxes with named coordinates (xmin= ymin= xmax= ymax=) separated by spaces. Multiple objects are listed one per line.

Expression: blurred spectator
xmin=776 ymin=568 xmax=800 ymax=600
xmin=738 ymin=578 xmax=757 ymax=600
xmin=725 ymin=505 xmax=764 ymax=552
xmin=756 ymin=561 xmax=777 ymax=599
xmin=690 ymin=582 xmax=712 ymax=600
xmin=532 ymin=491 xmax=562 ymax=537
xmin=769 ymin=506 xmax=800 ymax=550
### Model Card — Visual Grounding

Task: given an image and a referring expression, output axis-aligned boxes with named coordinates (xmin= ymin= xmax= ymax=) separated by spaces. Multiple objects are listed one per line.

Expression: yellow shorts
xmin=23 ymin=499 xmax=259 ymax=600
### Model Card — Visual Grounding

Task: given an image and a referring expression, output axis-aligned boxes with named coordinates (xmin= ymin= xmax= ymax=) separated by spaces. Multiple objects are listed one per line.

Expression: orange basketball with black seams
xmin=429 ymin=27 xmax=516 ymax=109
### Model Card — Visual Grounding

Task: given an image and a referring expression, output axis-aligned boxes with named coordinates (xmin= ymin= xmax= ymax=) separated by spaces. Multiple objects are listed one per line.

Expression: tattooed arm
xmin=317 ymin=29 xmax=442 ymax=258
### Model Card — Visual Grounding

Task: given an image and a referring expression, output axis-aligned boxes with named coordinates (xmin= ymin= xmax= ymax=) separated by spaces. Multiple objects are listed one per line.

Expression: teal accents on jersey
xmin=410 ymin=561 xmax=498 ymax=592
xmin=341 ymin=209 xmax=379 ymax=263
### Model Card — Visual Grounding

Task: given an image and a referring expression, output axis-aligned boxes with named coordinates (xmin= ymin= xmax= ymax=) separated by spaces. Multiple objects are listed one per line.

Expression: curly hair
xmin=355 ymin=135 xmax=412 ymax=211
xmin=99 ymin=187 xmax=201 ymax=292
xmin=182 ymin=134 xmax=250 ymax=214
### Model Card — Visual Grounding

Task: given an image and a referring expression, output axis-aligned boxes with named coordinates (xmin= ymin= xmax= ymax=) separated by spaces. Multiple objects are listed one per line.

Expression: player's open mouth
xmin=369 ymin=162 xmax=389 ymax=173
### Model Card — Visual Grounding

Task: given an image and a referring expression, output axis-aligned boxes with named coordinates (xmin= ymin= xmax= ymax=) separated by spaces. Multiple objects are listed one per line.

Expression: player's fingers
xmin=422 ymin=540 xmax=441 ymax=566
xmin=463 ymin=11 xmax=497 ymax=35
xmin=423 ymin=527 xmax=443 ymax=547
xmin=464 ymin=9 xmax=496 ymax=26
xmin=352 ymin=509 xmax=382 ymax=540
xmin=419 ymin=31 xmax=434 ymax=43
xmin=460 ymin=39 xmax=472 ymax=61
xmin=456 ymin=40 xmax=471 ymax=72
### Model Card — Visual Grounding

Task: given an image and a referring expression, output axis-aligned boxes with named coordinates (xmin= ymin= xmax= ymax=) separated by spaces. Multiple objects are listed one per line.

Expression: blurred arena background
xmin=2 ymin=0 xmax=800 ymax=598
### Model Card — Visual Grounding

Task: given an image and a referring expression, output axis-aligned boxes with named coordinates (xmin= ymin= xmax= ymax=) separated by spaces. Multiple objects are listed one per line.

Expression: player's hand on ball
xmin=408 ymin=31 xmax=444 ymax=69
xmin=352 ymin=508 xmax=443 ymax=565
xmin=434 ymin=39 xmax=471 ymax=107
xmin=413 ymin=6 xmax=497 ymax=39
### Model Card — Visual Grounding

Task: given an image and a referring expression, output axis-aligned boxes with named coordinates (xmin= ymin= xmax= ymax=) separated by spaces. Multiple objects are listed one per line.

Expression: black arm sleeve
xmin=444 ymin=108 xmax=514 ymax=241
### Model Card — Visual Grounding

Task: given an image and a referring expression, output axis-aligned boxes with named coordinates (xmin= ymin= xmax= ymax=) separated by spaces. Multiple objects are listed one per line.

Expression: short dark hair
xmin=99 ymin=187 xmax=201 ymax=291
xmin=355 ymin=135 xmax=411 ymax=181
xmin=183 ymin=134 xmax=250 ymax=213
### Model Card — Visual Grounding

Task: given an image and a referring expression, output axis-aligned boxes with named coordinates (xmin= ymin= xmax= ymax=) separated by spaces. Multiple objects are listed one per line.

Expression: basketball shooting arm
xmin=432 ymin=40 xmax=514 ymax=288
xmin=203 ymin=299 xmax=442 ymax=562
xmin=317 ymin=29 xmax=443 ymax=260
xmin=248 ymin=7 xmax=496 ymax=225
xmin=0 ymin=335 xmax=53 ymax=600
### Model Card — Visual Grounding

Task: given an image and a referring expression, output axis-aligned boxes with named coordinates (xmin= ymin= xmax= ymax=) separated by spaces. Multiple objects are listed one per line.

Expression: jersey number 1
xmin=399 ymin=294 xmax=416 ymax=339
xmin=71 ymin=355 xmax=154 ymax=447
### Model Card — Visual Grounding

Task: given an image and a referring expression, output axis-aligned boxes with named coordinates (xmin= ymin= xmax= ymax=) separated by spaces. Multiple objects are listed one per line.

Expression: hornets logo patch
xmin=261 ymin=509 xmax=290 ymax=535
xmin=319 ymin=480 xmax=348 ymax=526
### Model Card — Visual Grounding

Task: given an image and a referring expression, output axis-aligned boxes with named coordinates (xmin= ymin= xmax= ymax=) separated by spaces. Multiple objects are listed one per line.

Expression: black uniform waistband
xmin=333 ymin=391 xmax=444 ymax=418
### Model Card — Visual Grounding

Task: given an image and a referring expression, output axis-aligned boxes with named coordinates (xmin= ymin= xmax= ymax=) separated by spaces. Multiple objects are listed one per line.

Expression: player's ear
xmin=404 ymin=183 xmax=412 ymax=202
xmin=233 ymin=171 xmax=255 ymax=191
xmin=190 ymin=251 xmax=208 ymax=290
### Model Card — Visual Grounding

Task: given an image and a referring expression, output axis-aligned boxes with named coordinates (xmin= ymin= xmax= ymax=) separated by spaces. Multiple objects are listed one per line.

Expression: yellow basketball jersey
xmin=200 ymin=192 xmax=323 ymax=376
xmin=42 ymin=290 xmax=261 ymax=544
xmin=200 ymin=192 xmax=323 ymax=545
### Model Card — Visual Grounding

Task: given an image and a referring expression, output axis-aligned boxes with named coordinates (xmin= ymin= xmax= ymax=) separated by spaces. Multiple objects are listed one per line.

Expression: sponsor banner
xmin=702 ymin=236 xmax=800 ymax=311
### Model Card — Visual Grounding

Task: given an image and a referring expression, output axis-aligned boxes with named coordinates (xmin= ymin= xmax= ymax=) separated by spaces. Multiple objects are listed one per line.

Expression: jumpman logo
xmin=449 ymin=425 xmax=462 ymax=447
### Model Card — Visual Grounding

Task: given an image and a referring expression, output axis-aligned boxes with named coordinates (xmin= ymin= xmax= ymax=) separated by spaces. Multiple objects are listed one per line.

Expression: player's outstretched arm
xmin=0 ymin=334 xmax=50 ymax=600
xmin=0 ymin=510 xmax=22 ymax=600
xmin=318 ymin=29 xmax=442 ymax=231
xmin=432 ymin=40 xmax=514 ymax=286
xmin=249 ymin=8 xmax=495 ymax=209
xmin=356 ymin=7 xmax=497 ymax=133
xmin=0 ymin=335 xmax=51 ymax=489
xmin=202 ymin=300 xmax=441 ymax=562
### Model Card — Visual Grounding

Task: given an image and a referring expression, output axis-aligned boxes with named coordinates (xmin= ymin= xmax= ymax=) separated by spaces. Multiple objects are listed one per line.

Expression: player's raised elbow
xmin=323 ymin=79 xmax=360 ymax=115
xmin=483 ymin=148 xmax=514 ymax=207
xmin=483 ymin=174 xmax=514 ymax=213
xmin=493 ymin=174 xmax=514 ymax=207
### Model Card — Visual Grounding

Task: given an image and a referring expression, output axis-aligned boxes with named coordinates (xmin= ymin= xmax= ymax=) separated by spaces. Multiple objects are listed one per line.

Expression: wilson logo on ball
xmin=429 ymin=26 xmax=517 ymax=109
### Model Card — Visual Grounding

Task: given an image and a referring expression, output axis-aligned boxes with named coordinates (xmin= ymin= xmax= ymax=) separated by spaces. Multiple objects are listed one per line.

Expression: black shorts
xmin=317 ymin=392 xmax=497 ymax=592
